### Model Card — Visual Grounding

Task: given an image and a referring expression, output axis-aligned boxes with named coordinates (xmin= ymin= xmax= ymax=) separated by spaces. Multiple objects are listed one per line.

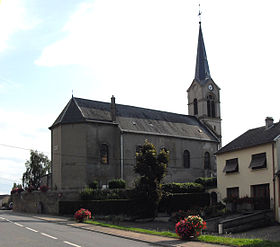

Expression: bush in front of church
xmin=108 ymin=179 xmax=126 ymax=189
xmin=134 ymin=140 xmax=169 ymax=218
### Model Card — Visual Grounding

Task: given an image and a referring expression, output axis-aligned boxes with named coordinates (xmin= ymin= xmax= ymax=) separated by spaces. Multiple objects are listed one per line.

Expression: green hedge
xmin=108 ymin=179 xmax=126 ymax=189
xmin=195 ymin=177 xmax=217 ymax=188
xmin=159 ymin=192 xmax=210 ymax=214
xmin=161 ymin=182 xmax=204 ymax=193
xmin=59 ymin=199 xmax=155 ymax=218
xmin=81 ymin=188 xmax=135 ymax=200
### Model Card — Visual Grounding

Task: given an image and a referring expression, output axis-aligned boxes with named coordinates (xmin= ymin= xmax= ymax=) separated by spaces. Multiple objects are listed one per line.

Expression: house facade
xmin=49 ymin=22 xmax=222 ymax=190
xmin=216 ymin=117 xmax=280 ymax=223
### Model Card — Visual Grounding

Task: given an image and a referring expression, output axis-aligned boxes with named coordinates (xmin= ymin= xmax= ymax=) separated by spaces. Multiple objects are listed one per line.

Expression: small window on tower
xmin=193 ymin=98 xmax=198 ymax=115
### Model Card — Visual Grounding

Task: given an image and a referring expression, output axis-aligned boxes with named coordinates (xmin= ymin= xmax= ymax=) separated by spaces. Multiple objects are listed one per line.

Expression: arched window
xmin=100 ymin=144 xmax=109 ymax=164
xmin=183 ymin=150 xmax=190 ymax=168
xmin=193 ymin=98 xmax=198 ymax=115
xmin=207 ymin=95 xmax=216 ymax=118
xmin=204 ymin=152 xmax=210 ymax=169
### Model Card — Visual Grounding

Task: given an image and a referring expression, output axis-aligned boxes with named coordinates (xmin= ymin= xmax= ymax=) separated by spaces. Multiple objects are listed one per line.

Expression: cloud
xmin=0 ymin=0 xmax=40 ymax=52
xmin=0 ymin=76 xmax=21 ymax=94
xmin=0 ymin=108 xmax=52 ymax=192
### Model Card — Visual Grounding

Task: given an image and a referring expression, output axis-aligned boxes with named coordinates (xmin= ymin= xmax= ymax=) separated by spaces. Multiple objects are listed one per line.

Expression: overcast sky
xmin=1 ymin=0 xmax=280 ymax=194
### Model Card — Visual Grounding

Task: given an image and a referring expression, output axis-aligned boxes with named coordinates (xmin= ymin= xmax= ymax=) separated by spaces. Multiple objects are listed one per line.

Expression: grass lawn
xmin=84 ymin=220 xmax=280 ymax=247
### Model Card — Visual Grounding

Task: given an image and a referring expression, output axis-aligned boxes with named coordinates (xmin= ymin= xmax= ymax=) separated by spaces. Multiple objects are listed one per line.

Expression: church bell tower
xmin=187 ymin=21 xmax=222 ymax=141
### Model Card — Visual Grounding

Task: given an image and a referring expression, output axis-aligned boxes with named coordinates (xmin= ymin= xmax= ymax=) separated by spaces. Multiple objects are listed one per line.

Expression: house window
xmin=204 ymin=152 xmax=210 ymax=169
xmin=249 ymin=152 xmax=267 ymax=170
xmin=100 ymin=144 xmax=109 ymax=164
xmin=207 ymin=95 xmax=216 ymax=118
xmin=227 ymin=187 xmax=239 ymax=200
xmin=223 ymin=158 xmax=239 ymax=173
xmin=193 ymin=98 xmax=198 ymax=115
xmin=183 ymin=150 xmax=190 ymax=168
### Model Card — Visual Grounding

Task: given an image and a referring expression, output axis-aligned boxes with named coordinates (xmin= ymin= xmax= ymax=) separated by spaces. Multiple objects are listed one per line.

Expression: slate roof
xmin=50 ymin=97 xmax=219 ymax=142
xmin=216 ymin=121 xmax=280 ymax=155
xmin=195 ymin=22 xmax=211 ymax=85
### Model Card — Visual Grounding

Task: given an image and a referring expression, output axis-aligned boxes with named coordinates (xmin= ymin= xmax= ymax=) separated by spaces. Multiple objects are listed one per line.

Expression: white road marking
xmin=41 ymin=232 xmax=58 ymax=240
xmin=25 ymin=227 xmax=38 ymax=233
xmin=14 ymin=222 xmax=24 ymax=227
xmin=63 ymin=241 xmax=82 ymax=247
xmin=0 ymin=217 xmax=5 ymax=220
xmin=5 ymin=219 xmax=12 ymax=223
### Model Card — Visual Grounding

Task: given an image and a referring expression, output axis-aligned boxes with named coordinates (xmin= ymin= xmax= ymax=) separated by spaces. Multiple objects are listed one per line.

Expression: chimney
xmin=265 ymin=117 xmax=274 ymax=129
xmin=111 ymin=95 xmax=116 ymax=122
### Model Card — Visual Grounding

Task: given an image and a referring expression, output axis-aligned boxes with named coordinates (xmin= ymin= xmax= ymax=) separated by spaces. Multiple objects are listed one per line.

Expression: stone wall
xmin=12 ymin=190 xmax=80 ymax=215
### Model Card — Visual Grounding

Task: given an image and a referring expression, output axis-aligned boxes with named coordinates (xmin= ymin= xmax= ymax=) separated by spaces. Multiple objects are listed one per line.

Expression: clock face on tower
xmin=208 ymin=84 xmax=213 ymax=91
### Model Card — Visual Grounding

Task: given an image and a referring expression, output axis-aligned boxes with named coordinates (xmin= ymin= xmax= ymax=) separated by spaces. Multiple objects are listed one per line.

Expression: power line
xmin=0 ymin=144 xmax=50 ymax=154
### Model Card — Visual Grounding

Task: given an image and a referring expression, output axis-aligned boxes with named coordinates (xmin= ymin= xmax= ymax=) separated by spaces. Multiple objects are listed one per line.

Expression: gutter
xmin=120 ymin=129 xmax=218 ymax=143
xmin=272 ymin=142 xmax=276 ymax=218
xmin=120 ymin=132 xmax=124 ymax=180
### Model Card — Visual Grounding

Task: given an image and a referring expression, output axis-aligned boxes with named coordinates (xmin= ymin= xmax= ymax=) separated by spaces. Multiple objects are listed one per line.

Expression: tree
xmin=134 ymin=140 xmax=169 ymax=217
xmin=22 ymin=150 xmax=51 ymax=189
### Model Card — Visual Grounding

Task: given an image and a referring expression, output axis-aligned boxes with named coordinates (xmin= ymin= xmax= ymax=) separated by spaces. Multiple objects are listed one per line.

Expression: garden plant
xmin=175 ymin=215 xmax=206 ymax=240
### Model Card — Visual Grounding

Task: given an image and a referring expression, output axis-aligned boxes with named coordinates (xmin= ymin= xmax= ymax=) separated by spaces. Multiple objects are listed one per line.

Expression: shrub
xmin=195 ymin=177 xmax=217 ymax=188
xmin=80 ymin=188 xmax=133 ymax=200
xmin=161 ymin=182 xmax=204 ymax=194
xmin=175 ymin=215 xmax=206 ymax=240
xmin=81 ymin=187 xmax=94 ymax=200
xmin=39 ymin=185 xmax=49 ymax=192
xmin=159 ymin=192 xmax=210 ymax=214
xmin=74 ymin=208 xmax=92 ymax=222
xmin=60 ymin=199 xmax=153 ymax=218
xmin=88 ymin=181 xmax=98 ymax=189
xmin=108 ymin=179 xmax=126 ymax=189
xmin=25 ymin=185 xmax=35 ymax=193
xmin=11 ymin=187 xmax=24 ymax=194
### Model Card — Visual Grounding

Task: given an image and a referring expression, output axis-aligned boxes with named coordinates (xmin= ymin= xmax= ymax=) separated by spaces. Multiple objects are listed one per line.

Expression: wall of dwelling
xmin=122 ymin=133 xmax=218 ymax=187
xmin=216 ymin=143 xmax=280 ymax=223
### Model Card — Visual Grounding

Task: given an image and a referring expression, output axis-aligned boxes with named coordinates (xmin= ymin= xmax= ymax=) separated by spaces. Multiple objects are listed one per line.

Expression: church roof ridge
xmin=73 ymin=96 xmax=199 ymax=123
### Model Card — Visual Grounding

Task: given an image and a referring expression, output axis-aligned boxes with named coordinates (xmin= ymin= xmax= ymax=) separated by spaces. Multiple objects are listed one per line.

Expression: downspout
xmin=272 ymin=143 xmax=276 ymax=217
xmin=120 ymin=132 xmax=124 ymax=180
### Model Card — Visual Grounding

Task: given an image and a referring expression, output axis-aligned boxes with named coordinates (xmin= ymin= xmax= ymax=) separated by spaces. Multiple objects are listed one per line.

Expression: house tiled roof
xmin=50 ymin=97 xmax=219 ymax=142
xmin=216 ymin=121 xmax=280 ymax=155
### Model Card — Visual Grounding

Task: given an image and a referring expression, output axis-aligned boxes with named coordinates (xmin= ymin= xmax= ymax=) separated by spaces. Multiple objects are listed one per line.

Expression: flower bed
xmin=175 ymin=215 xmax=206 ymax=240
xmin=74 ymin=208 xmax=92 ymax=222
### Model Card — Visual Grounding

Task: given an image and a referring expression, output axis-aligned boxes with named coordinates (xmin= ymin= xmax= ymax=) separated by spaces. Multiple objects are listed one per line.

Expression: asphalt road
xmin=0 ymin=210 xmax=157 ymax=247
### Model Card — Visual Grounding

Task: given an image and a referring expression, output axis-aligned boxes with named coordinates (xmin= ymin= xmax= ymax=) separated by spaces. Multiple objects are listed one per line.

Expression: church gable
xmin=51 ymin=98 xmax=85 ymax=128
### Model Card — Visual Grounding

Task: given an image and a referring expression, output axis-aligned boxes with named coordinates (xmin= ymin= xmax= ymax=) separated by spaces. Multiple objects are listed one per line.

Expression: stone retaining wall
xmin=12 ymin=190 xmax=80 ymax=215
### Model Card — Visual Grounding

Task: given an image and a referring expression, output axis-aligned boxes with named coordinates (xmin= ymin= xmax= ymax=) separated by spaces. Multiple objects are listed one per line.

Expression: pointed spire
xmin=195 ymin=22 xmax=211 ymax=83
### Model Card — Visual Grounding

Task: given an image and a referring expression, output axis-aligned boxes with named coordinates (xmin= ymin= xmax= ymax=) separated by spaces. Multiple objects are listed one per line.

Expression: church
xmin=49 ymin=21 xmax=222 ymax=190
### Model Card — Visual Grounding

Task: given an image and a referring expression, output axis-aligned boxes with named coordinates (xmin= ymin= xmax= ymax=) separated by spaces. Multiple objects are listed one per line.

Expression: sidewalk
xmin=34 ymin=215 xmax=227 ymax=247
